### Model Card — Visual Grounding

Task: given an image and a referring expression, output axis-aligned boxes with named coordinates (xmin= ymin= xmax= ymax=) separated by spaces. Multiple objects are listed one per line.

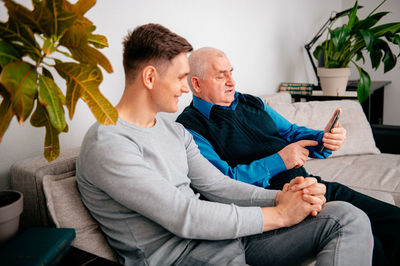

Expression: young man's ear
xmin=142 ymin=66 xmax=157 ymax=90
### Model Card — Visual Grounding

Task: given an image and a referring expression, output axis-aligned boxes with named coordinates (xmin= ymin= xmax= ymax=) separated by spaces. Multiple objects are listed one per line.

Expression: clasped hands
xmin=274 ymin=176 xmax=326 ymax=227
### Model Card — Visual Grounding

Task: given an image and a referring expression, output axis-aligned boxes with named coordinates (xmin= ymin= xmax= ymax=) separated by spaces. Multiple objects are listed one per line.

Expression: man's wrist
xmin=261 ymin=206 xmax=287 ymax=232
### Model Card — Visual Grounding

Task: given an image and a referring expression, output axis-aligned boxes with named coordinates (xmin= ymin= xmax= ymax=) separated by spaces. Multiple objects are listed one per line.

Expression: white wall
xmin=0 ymin=0 xmax=359 ymax=189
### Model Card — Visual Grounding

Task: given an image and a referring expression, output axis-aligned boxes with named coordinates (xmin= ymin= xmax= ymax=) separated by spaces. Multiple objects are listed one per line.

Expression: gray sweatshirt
xmin=76 ymin=115 xmax=278 ymax=265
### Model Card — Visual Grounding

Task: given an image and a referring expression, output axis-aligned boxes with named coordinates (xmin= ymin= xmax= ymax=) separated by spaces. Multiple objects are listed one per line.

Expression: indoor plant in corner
xmin=313 ymin=0 xmax=400 ymax=102
xmin=0 ymin=0 xmax=117 ymax=244
xmin=0 ymin=0 xmax=117 ymax=162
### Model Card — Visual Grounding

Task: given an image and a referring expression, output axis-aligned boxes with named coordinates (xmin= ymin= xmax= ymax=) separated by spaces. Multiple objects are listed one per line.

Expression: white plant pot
xmin=0 ymin=190 xmax=23 ymax=246
xmin=317 ymin=67 xmax=351 ymax=96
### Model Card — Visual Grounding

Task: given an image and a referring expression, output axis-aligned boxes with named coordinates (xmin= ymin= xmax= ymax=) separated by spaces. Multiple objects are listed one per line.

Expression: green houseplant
xmin=313 ymin=0 xmax=400 ymax=102
xmin=0 ymin=0 xmax=117 ymax=161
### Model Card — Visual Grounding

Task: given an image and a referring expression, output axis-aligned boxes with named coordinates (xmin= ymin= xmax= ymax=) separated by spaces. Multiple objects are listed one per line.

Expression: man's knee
xmin=319 ymin=201 xmax=372 ymax=238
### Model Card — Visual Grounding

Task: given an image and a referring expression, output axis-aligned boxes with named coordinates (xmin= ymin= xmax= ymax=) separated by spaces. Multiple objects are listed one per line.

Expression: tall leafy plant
xmin=313 ymin=0 xmax=400 ymax=102
xmin=0 ymin=0 xmax=117 ymax=161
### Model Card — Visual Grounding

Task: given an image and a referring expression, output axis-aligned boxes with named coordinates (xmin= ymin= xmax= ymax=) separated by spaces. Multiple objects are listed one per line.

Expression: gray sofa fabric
xmin=10 ymin=147 xmax=80 ymax=228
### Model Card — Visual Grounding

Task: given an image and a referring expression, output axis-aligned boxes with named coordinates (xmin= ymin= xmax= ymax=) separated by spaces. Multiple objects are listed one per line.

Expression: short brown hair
xmin=122 ymin=23 xmax=193 ymax=79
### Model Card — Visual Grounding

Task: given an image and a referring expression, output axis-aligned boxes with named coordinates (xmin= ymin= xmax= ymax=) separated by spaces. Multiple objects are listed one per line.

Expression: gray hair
xmin=187 ymin=47 xmax=226 ymax=90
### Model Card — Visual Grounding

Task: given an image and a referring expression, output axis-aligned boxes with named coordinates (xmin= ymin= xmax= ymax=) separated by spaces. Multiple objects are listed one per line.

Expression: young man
xmin=176 ymin=46 xmax=400 ymax=265
xmin=76 ymin=24 xmax=373 ymax=266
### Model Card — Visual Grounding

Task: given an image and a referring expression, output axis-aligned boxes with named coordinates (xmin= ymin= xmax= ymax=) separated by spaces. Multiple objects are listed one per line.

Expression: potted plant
xmin=313 ymin=0 xmax=400 ymax=102
xmin=0 ymin=0 xmax=117 ymax=162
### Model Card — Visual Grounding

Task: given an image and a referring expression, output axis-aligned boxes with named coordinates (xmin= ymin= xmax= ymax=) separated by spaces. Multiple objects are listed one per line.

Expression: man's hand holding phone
xmin=319 ymin=108 xmax=346 ymax=153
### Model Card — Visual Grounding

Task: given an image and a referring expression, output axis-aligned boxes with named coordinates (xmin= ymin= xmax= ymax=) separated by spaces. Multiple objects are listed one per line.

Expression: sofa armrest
xmin=371 ymin=124 xmax=400 ymax=154
xmin=10 ymin=147 xmax=80 ymax=228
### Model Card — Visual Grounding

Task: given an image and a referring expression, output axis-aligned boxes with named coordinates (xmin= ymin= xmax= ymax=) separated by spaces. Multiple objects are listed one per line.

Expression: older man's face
xmin=196 ymin=55 xmax=236 ymax=106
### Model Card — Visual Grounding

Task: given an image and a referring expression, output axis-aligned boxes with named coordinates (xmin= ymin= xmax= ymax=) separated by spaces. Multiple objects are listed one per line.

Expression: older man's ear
xmin=190 ymin=76 xmax=201 ymax=94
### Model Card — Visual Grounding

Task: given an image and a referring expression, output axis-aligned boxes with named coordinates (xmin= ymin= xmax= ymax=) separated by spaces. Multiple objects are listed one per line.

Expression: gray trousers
xmin=174 ymin=201 xmax=373 ymax=266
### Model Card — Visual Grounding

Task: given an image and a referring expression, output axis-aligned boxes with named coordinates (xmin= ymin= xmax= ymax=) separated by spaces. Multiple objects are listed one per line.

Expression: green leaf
xmin=88 ymin=33 xmax=109 ymax=49
xmin=0 ymin=61 xmax=38 ymax=124
xmin=329 ymin=25 xmax=349 ymax=50
xmin=355 ymin=65 xmax=371 ymax=103
xmin=355 ymin=50 xmax=365 ymax=64
xmin=313 ymin=45 xmax=324 ymax=61
xmin=353 ymin=12 xmax=389 ymax=32
xmin=347 ymin=0 xmax=358 ymax=29
xmin=0 ymin=17 xmax=41 ymax=60
xmin=42 ymin=67 xmax=54 ymax=79
xmin=382 ymin=45 xmax=396 ymax=73
xmin=0 ymin=40 xmax=21 ymax=67
xmin=63 ymin=0 xmax=96 ymax=16
xmin=59 ymin=25 xmax=113 ymax=73
xmin=360 ymin=29 xmax=375 ymax=51
xmin=30 ymin=102 xmax=68 ymax=162
xmin=371 ymin=23 xmax=400 ymax=37
xmin=42 ymin=38 xmax=57 ymax=55
xmin=45 ymin=0 xmax=78 ymax=37
xmin=0 ymin=84 xmax=14 ymax=142
xmin=38 ymin=74 xmax=66 ymax=131
xmin=3 ymin=0 xmax=47 ymax=35
xmin=55 ymin=62 xmax=117 ymax=125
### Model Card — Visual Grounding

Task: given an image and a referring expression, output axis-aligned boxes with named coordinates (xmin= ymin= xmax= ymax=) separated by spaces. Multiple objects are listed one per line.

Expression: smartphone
xmin=319 ymin=110 xmax=340 ymax=153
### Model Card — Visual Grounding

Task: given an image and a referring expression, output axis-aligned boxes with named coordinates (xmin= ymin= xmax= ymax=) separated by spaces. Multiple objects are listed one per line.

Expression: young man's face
xmin=152 ymin=53 xmax=190 ymax=113
xmin=196 ymin=54 xmax=236 ymax=106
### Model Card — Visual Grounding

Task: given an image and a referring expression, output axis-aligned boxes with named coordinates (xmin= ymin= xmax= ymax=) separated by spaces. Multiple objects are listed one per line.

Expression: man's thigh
xmin=242 ymin=201 xmax=353 ymax=266
xmin=173 ymin=238 xmax=246 ymax=266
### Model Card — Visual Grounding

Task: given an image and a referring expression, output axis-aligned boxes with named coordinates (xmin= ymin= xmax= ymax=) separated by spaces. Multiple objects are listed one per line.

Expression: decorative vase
xmin=317 ymin=67 xmax=351 ymax=96
xmin=0 ymin=190 xmax=23 ymax=246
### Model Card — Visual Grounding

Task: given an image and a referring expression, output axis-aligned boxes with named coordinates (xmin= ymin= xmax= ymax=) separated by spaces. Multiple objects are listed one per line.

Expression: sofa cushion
xmin=304 ymin=154 xmax=399 ymax=206
xmin=261 ymin=94 xmax=380 ymax=157
xmin=42 ymin=172 xmax=117 ymax=262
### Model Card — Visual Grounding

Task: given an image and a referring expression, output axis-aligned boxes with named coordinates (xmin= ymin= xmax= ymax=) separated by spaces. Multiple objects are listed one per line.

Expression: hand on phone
xmin=319 ymin=108 xmax=342 ymax=153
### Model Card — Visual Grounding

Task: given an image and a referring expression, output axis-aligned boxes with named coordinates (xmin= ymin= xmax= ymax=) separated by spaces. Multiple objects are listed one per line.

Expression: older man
xmin=76 ymin=26 xmax=373 ymax=266
xmin=177 ymin=47 xmax=400 ymax=266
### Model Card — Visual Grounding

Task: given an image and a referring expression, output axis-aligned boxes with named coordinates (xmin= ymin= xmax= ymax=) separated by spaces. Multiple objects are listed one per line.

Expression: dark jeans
xmin=268 ymin=175 xmax=400 ymax=266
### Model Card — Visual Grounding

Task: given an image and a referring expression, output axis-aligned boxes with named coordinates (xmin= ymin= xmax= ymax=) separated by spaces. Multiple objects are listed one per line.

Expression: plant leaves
xmin=382 ymin=45 xmax=396 ymax=73
xmin=88 ymin=33 xmax=109 ymax=49
xmin=0 ymin=40 xmax=21 ymax=67
xmin=353 ymin=12 xmax=389 ymax=32
xmin=0 ymin=17 xmax=41 ymax=60
xmin=355 ymin=50 xmax=365 ymax=64
xmin=355 ymin=65 xmax=371 ymax=103
xmin=45 ymin=0 xmax=78 ymax=37
xmin=347 ymin=0 xmax=358 ymax=29
xmin=360 ymin=29 xmax=375 ymax=51
xmin=0 ymin=61 xmax=38 ymax=124
xmin=38 ymin=74 xmax=66 ymax=131
xmin=59 ymin=25 xmax=113 ymax=73
xmin=63 ymin=0 xmax=96 ymax=16
xmin=30 ymin=102 xmax=68 ymax=162
xmin=55 ymin=62 xmax=117 ymax=125
xmin=42 ymin=67 xmax=54 ymax=79
xmin=3 ymin=0 xmax=48 ymax=35
xmin=371 ymin=23 xmax=400 ymax=38
xmin=0 ymin=84 xmax=14 ymax=142
xmin=329 ymin=25 xmax=349 ymax=50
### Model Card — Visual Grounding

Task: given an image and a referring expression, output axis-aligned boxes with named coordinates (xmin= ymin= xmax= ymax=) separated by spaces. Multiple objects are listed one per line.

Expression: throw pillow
xmin=42 ymin=172 xmax=118 ymax=262
xmin=261 ymin=94 xmax=380 ymax=157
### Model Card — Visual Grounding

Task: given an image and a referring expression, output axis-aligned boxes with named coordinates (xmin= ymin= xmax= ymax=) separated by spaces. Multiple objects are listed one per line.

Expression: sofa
xmin=10 ymin=92 xmax=400 ymax=263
